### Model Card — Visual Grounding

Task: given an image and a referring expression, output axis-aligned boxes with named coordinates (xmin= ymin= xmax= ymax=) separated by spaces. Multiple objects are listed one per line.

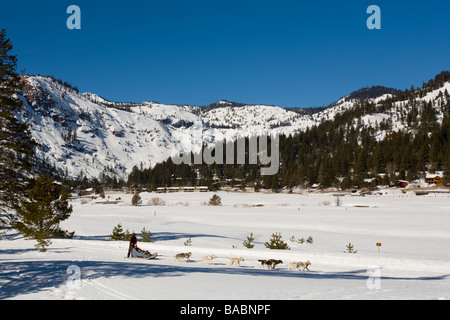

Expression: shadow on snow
xmin=71 ymin=231 xmax=233 ymax=242
xmin=0 ymin=257 xmax=448 ymax=299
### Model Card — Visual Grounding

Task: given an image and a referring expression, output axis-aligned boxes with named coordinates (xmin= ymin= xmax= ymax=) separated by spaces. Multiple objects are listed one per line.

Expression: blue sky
xmin=1 ymin=0 xmax=449 ymax=108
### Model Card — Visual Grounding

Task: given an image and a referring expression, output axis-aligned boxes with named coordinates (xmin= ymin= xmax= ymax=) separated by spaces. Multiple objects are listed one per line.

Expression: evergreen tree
xmin=131 ymin=192 xmax=142 ymax=206
xmin=340 ymin=176 xmax=353 ymax=190
xmin=264 ymin=232 xmax=290 ymax=250
xmin=344 ymin=242 xmax=357 ymax=254
xmin=14 ymin=174 xmax=74 ymax=252
xmin=0 ymin=29 xmax=36 ymax=228
xmin=109 ymin=223 xmax=128 ymax=241
xmin=243 ymin=232 xmax=255 ymax=249
xmin=208 ymin=194 xmax=222 ymax=206
xmin=140 ymin=227 xmax=152 ymax=242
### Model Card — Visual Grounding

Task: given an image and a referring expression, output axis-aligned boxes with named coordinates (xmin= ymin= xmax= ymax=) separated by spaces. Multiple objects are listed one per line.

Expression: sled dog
xmin=202 ymin=255 xmax=217 ymax=264
xmin=268 ymin=259 xmax=283 ymax=269
xmin=301 ymin=260 xmax=311 ymax=271
xmin=174 ymin=252 xmax=192 ymax=262
xmin=287 ymin=262 xmax=303 ymax=270
xmin=258 ymin=259 xmax=283 ymax=269
xmin=258 ymin=259 xmax=272 ymax=269
xmin=228 ymin=257 xmax=245 ymax=266
xmin=287 ymin=260 xmax=311 ymax=271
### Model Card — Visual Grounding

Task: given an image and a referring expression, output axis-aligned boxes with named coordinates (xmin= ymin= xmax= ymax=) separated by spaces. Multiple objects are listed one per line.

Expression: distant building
xmin=395 ymin=181 xmax=409 ymax=188
xmin=425 ymin=171 xmax=444 ymax=186
xmin=168 ymin=187 xmax=180 ymax=193
xmin=155 ymin=186 xmax=209 ymax=193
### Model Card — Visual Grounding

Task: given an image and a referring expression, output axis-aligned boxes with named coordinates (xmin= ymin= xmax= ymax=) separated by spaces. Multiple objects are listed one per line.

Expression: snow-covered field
xmin=1 ymin=190 xmax=449 ymax=300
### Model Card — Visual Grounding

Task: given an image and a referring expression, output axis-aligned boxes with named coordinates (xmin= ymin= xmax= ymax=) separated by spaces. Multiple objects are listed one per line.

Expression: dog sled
xmin=130 ymin=246 xmax=158 ymax=260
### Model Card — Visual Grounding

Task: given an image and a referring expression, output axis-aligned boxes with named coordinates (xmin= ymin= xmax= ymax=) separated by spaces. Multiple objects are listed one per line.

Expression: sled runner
xmin=130 ymin=247 xmax=158 ymax=260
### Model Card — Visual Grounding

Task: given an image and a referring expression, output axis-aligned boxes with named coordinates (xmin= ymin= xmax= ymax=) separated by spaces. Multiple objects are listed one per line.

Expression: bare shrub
xmin=148 ymin=197 xmax=166 ymax=206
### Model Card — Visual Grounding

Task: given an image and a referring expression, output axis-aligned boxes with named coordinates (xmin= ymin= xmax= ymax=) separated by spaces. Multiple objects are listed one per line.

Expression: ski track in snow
xmin=85 ymin=279 xmax=138 ymax=300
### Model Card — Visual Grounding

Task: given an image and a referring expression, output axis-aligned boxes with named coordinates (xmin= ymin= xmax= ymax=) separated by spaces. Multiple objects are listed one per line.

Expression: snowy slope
xmin=15 ymin=76 xmax=318 ymax=179
xmin=201 ymin=102 xmax=316 ymax=135
xmin=1 ymin=191 xmax=449 ymax=300
xmin=14 ymin=76 xmax=450 ymax=180
xmin=17 ymin=76 xmax=209 ymax=179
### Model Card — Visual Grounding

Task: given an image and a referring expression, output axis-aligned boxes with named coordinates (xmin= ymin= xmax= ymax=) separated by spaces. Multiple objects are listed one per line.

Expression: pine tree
xmin=344 ymin=242 xmax=357 ymax=254
xmin=131 ymin=192 xmax=142 ymax=206
xmin=208 ymin=194 xmax=222 ymax=206
xmin=109 ymin=223 xmax=126 ymax=241
xmin=243 ymin=232 xmax=255 ymax=249
xmin=14 ymin=174 xmax=74 ymax=252
xmin=0 ymin=29 xmax=36 ymax=228
xmin=140 ymin=227 xmax=152 ymax=242
xmin=340 ymin=176 xmax=353 ymax=190
xmin=264 ymin=232 xmax=290 ymax=250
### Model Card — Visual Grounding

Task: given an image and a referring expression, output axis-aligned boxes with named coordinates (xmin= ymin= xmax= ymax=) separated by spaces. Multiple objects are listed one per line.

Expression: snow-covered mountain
xmin=14 ymin=75 xmax=450 ymax=180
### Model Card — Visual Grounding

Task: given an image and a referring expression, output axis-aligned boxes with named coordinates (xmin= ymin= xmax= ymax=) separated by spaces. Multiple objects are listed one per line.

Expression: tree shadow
xmin=151 ymin=231 xmax=232 ymax=242
xmin=71 ymin=232 xmax=232 ymax=242
xmin=0 ymin=248 xmax=36 ymax=257
xmin=0 ymin=232 xmax=22 ymax=241
xmin=72 ymin=235 xmax=110 ymax=241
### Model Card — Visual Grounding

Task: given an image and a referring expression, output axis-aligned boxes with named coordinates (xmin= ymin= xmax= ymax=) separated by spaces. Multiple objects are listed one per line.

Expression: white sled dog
xmin=174 ymin=252 xmax=192 ymax=262
xmin=202 ymin=255 xmax=217 ymax=264
xmin=301 ymin=260 xmax=311 ymax=271
xmin=287 ymin=262 xmax=303 ymax=271
xmin=228 ymin=257 xmax=245 ymax=266
xmin=287 ymin=260 xmax=312 ymax=271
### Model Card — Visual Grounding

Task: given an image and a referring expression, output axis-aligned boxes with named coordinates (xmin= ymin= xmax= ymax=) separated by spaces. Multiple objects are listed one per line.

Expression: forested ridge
xmin=127 ymin=72 xmax=450 ymax=191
